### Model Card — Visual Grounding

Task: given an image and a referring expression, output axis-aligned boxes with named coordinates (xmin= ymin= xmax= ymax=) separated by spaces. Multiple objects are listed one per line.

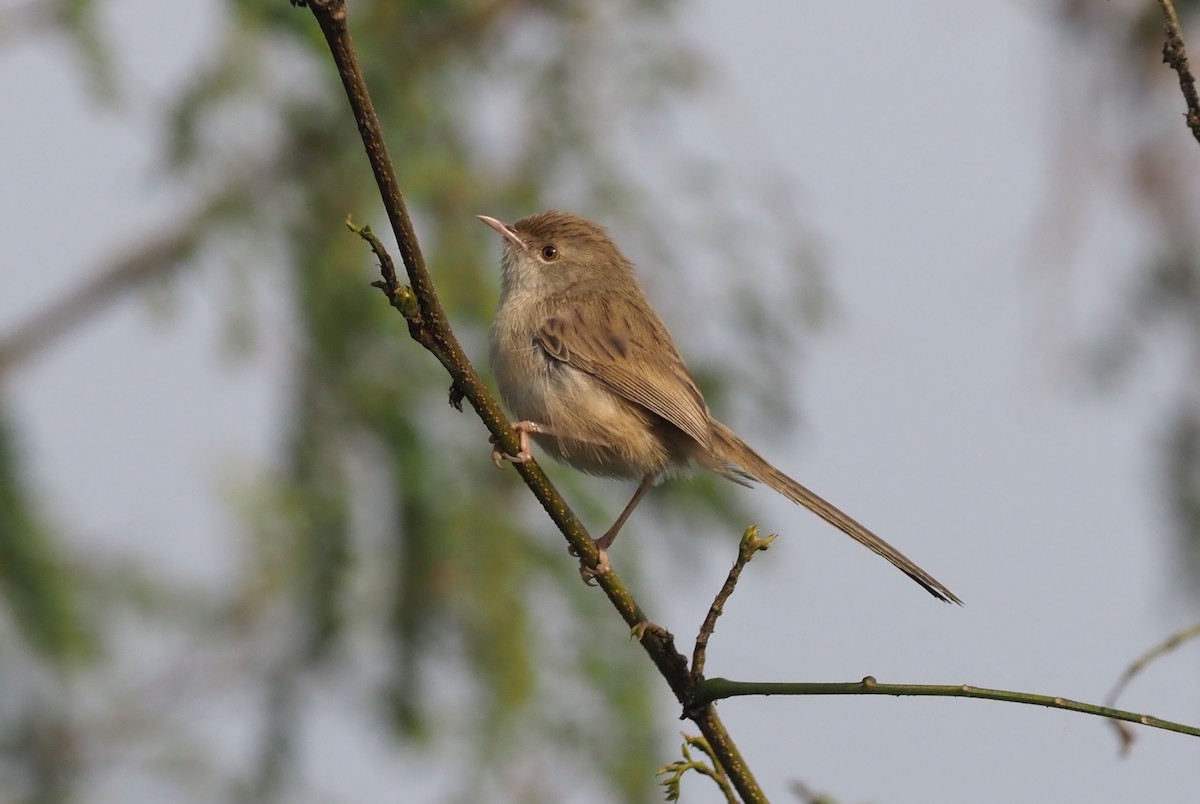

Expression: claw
xmin=491 ymin=444 xmax=530 ymax=467
xmin=489 ymin=421 xmax=545 ymax=467
xmin=576 ymin=545 xmax=611 ymax=586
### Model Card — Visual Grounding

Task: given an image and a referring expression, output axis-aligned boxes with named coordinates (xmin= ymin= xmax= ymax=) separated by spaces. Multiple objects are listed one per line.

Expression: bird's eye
xmin=540 ymin=245 xmax=558 ymax=261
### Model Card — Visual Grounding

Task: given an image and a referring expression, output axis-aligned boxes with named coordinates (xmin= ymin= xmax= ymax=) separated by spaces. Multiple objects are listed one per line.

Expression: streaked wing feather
xmin=536 ymin=304 xmax=712 ymax=449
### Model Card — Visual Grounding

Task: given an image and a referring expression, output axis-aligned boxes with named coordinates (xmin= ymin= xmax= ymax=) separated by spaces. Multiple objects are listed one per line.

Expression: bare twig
xmin=1103 ymin=622 xmax=1200 ymax=755
xmin=1158 ymin=0 xmax=1200 ymax=144
xmin=293 ymin=2 xmax=765 ymax=800
xmin=345 ymin=218 xmax=419 ymax=319
xmin=691 ymin=526 xmax=775 ymax=687
xmin=692 ymin=676 xmax=1200 ymax=742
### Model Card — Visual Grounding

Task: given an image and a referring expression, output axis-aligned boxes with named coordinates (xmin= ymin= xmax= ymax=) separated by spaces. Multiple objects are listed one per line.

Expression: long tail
xmin=708 ymin=421 xmax=961 ymax=604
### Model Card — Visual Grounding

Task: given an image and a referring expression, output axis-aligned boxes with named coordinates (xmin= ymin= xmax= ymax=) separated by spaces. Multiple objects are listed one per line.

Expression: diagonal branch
xmin=293 ymin=1 xmax=765 ymax=800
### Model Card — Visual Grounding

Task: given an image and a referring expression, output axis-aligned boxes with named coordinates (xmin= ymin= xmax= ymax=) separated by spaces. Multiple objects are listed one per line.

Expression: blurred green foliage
xmin=0 ymin=1 xmax=823 ymax=801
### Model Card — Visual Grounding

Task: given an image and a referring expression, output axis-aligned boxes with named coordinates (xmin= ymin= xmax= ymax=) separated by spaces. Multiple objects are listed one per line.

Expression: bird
xmin=479 ymin=210 xmax=960 ymax=604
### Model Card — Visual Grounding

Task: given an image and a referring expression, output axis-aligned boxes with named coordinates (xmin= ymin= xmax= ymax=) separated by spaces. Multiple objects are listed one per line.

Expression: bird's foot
xmin=572 ymin=542 xmax=612 ymax=586
xmin=490 ymin=421 xmax=546 ymax=467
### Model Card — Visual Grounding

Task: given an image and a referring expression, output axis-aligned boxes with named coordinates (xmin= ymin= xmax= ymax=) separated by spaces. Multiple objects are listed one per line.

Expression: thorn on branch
xmin=448 ymin=380 xmax=465 ymax=411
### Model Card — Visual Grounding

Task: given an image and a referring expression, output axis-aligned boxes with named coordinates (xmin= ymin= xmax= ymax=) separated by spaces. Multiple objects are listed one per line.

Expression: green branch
xmin=693 ymin=676 xmax=1200 ymax=740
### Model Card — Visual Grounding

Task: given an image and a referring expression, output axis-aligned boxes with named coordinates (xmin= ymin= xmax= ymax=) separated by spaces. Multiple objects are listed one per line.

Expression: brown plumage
xmin=481 ymin=210 xmax=960 ymax=604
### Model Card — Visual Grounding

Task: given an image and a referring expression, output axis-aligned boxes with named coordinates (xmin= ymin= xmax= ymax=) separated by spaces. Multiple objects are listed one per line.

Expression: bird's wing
xmin=535 ymin=300 xmax=713 ymax=449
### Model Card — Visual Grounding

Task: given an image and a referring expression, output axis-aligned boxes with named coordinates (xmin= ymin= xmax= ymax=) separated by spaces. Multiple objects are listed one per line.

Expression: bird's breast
xmin=489 ymin=302 xmax=677 ymax=478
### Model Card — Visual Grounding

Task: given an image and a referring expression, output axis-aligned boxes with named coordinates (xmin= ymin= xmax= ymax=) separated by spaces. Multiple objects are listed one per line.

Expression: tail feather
xmin=708 ymin=421 xmax=961 ymax=605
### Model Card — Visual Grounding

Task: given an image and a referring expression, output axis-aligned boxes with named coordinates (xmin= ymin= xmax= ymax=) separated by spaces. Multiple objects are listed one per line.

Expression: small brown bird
xmin=480 ymin=210 xmax=960 ymax=604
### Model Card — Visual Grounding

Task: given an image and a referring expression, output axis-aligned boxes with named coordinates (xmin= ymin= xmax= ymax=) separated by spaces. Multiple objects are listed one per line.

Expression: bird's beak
xmin=476 ymin=215 xmax=526 ymax=252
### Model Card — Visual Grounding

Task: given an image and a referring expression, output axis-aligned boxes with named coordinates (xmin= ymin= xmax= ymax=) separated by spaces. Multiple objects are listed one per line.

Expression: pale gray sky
xmin=3 ymin=1 xmax=1198 ymax=802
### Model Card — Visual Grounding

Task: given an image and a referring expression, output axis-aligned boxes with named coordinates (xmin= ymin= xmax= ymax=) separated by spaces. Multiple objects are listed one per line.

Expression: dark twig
xmin=1158 ymin=0 xmax=1200 ymax=144
xmin=1103 ymin=622 xmax=1200 ymax=755
xmin=293 ymin=2 xmax=764 ymax=800
xmin=345 ymin=218 xmax=419 ymax=320
xmin=691 ymin=526 xmax=775 ymax=687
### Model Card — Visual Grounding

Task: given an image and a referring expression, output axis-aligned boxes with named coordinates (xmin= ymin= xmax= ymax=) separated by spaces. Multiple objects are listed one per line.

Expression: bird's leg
xmin=596 ymin=474 xmax=656 ymax=552
xmin=491 ymin=421 xmax=553 ymax=467
xmin=578 ymin=473 xmax=656 ymax=583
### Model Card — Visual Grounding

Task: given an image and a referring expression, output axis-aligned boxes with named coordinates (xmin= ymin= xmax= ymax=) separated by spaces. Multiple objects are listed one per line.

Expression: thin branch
xmin=692 ymin=676 xmax=1200 ymax=741
xmin=345 ymin=218 xmax=419 ymax=320
xmin=293 ymin=2 xmax=765 ymax=800
xmin=692 ymin=526 xmax=775 ymax=687
xmin=1103 ymin=622 xmax=1200 ymax=755
xmin=1158 ymin=0 xmax=1200 ymax=144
